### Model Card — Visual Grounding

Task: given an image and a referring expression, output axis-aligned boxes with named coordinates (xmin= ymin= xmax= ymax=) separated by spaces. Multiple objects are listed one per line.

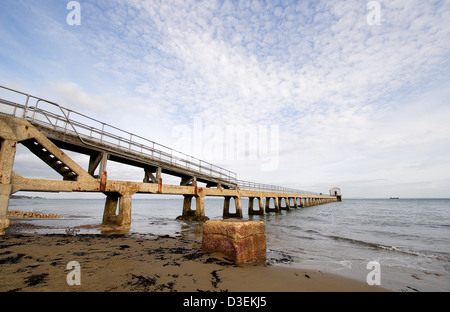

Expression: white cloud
xmin=2 ymin=0 xmax=450 ymax=197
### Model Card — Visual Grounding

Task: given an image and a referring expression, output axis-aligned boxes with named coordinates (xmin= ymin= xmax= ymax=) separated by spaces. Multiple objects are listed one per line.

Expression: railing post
xmin=129 ymin=134 xmax=132 ymax=152
xmin=100 ymin=124 xmax=105 ymax=143
xmin=22 ymin=95 xmax=30 ymax=119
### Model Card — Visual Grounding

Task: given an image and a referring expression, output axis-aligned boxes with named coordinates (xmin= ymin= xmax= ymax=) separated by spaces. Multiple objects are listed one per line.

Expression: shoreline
xmin=0 ymin=224 xmax=387 ymax=292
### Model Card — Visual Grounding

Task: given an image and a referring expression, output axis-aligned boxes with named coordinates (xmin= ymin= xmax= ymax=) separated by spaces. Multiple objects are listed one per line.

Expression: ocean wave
xmin=377 ymin=245 xmax=450 ymax=262
xmin=328 ymin=235 xmax=380 ymax=248
xmin=327 ymin=235 xmax=450 ymax=262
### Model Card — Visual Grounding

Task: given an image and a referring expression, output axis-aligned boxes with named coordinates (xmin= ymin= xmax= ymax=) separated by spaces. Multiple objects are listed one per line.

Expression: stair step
xmin=21 ymin=138 xmax=78 ymax=181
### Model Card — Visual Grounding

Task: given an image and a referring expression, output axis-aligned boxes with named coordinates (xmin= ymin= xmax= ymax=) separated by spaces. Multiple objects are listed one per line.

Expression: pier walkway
xmin=0 ymin=86 xmax=338 ymax=234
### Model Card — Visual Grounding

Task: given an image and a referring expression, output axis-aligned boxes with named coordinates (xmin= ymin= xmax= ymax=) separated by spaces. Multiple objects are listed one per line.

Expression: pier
xmin=0 ymin=86 xmax=339 ymax=235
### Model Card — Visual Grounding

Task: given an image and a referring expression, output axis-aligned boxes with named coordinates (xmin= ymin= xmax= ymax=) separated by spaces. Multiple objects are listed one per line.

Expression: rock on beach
xmin=7 ymin=210 xmax=60 ymax=219
xmin=202 ymin=219 xmax=266 ymax=264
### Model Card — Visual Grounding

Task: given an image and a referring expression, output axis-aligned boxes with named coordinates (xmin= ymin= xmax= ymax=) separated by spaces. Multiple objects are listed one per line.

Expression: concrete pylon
xmin=0 ymin=139 xmax=17 ymax=235
xmin=223 ymin=196 xmax=242 ymax=218
xmin=102 ymin=192 xmax=133 ymax=228
xmin=248 ymin=197 xmax=264 ymax=215
xmin=279 ymin=197 xmax=290 ymax=211
xmin=265 ymin=197 xmax=280 ymax=213
xmin=177 ymin=194 xmax=209 ymax=221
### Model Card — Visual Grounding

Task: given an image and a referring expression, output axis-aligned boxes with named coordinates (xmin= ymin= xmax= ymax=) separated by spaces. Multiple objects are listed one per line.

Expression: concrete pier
xmin=0 ymin=87 xmax=341 ymax=235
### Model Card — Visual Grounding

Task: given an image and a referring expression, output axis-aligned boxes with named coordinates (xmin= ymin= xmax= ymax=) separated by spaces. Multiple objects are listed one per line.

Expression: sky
xmin=1 ymin=0 xmax=450 ymax=198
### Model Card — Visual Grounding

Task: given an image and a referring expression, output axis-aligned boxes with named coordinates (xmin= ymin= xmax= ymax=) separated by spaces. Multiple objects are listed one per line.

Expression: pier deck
xmin=0 ymin=86 xmax=338 ymax=234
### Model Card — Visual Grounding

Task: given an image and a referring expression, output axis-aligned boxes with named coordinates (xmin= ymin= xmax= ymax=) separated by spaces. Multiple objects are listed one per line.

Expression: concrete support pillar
xmin=88 ymin=152 xmax=109 ymax=178
xmin=102 ymin=192 xmax=132 ymax=228
xmin=292 ymin=197 xmax=298 ymax=209
xmin=102 ymin=193 xmax=119 ymax=225
xmin=0 ymin=184 xmax=11 ymax=236
xmin=182 ymin=195 xmax=195 ymax=217
xmin=258 ymin=197 xmax=264 ymax=213
xmin=248 ymin=197 xmax=264 ymax=215
xmin=0 ymin=139 xmax=17 ymax=236
xmin=223 ymin=196 xmax=242 ymax=218
xmin=177 ymin=194 xmax=208 ymax=221
xmin=265 ymin=197 xmax=280 ymax=213
xmin=280 ymin=197 xmax=290 ymax=211
xmin=144 ymin=167 xmax=162 ymax=184
xmin=195 ymin=195 xmax=206 ymax=219
xmin=248 ymin=197 xmax=254 ymax=214
xmin=118 ymin=194 xmax=132 ymax=227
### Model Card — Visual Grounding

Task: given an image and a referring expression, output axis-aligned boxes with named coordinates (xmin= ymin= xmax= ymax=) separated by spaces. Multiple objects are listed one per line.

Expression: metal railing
xmin=236 ymin=180 xmax=319 ymax=195
xmin=0 ymin=85 xmax=237 ymax=184
xmin=0 ymin=85 xmax=323 ymax=196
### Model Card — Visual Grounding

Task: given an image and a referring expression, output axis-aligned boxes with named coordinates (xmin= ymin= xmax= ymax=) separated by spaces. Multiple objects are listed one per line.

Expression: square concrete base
xmin=202 ymin=219 xmax=266 ymax=263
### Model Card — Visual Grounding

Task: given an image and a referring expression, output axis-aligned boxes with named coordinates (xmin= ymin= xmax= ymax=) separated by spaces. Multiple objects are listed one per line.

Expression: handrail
xmin=0 ymin=85 xmax=328 ymax=196
xmin=0 ymin=85 xmax=237 ymax=183
xmin=236 ymin=179 xmax=320 ymax=195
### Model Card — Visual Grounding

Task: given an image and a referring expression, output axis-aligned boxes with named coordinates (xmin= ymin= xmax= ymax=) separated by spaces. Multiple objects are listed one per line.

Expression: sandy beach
xmin=0 ymin=221 xmax=386 ymax=293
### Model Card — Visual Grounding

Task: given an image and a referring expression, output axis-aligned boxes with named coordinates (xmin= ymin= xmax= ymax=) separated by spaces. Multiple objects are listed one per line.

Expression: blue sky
xmin=1 ymin=0 xmax=450 ymax=198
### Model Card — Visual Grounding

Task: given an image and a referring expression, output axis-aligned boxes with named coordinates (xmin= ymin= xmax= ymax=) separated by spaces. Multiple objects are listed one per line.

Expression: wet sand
xmin=0 ymin=222 xmax=387 ymax=292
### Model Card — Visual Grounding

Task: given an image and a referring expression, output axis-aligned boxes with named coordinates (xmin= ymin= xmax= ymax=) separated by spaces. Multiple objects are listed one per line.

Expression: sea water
xmin=7 ymin=197 xmax=450 ymax=292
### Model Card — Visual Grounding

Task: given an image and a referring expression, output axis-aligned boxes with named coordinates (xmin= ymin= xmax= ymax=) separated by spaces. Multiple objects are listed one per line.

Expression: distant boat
xmin=390 ymin=197 xmax=399 ymax=199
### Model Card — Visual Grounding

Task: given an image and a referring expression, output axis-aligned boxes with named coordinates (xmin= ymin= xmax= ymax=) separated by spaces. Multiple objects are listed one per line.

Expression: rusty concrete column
xmin=264 ymin=197 xmax=270 ymax=212
xmin=235 ymin=196 xmax=242 ymax=217
xmin=102 ymin=192 xmax=132 ymax=228
xmin=223 ymin=196 xmax=231 ymax=216
xmin=102 ymin=193 xmax=119 ymax=225
xmin=248 ymin=197 xmax=254 ymax=214
xmin=0 ymin=139 xmax=17 ymax=236
xmin=195 ymin=194 xmax=206 ymax=219
xmin=117 ymin=194 xmax=132 ymax=227
xmin=258 ymin=197 xmax=264 ymax=213
xmin=177 ymin=194 xmax=208 ymax=221
xmin=292 ymin=197 xmax=298 ymax=209
xmin=182 ymin=195 xmax=195 ymax=217
xmin=247 ymin=197 xmax=255 ymax=215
